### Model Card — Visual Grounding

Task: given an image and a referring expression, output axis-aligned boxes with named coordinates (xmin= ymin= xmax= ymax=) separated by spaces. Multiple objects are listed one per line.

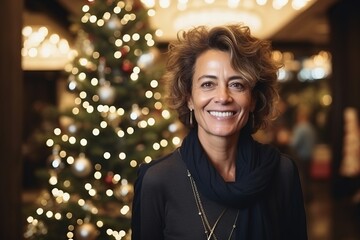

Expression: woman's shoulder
xmin=136 ymin=148 xmax=185 ymax=181
xmin=267 ymin=153 xmax=308 ymax=239
xmin=273 ymin=153 xmax=302 ymax=190
xmin=278 ymin=153 xmax=298 ymax=174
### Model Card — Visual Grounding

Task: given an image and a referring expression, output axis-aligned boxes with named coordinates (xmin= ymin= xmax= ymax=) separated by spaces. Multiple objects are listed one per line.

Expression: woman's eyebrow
xmin=197 ymin=75 xmax=217 ymax=81
xmin=197 ymin=74 xmax=243 ymax=81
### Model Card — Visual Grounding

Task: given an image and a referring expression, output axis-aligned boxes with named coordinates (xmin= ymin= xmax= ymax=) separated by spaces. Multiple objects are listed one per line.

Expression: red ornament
xmin=122 ymin=60 xmax=133 ymax=72
xmin=104 ymin=172 xmax=114 ymax=186
xmin=120 ymin=46 xmax=129 ymax=56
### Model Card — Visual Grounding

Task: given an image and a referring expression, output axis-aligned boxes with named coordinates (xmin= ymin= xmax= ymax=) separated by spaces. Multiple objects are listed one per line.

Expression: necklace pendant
xmin=188 ymin=169 xmax=239 ymax=240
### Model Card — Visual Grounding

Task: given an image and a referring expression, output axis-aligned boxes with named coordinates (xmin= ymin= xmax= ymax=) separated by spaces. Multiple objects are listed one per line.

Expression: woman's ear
xmin=187 ymin=97 xmax=194 ymax=110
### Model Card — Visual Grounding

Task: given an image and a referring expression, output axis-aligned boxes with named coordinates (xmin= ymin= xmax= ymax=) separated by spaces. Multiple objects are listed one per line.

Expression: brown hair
xmin=163 ymin=24 xmax=280 ymax=132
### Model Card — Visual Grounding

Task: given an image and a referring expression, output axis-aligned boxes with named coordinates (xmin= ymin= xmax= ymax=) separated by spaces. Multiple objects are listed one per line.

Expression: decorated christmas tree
xmin=24 ymin=0 xmax=182 ymax=239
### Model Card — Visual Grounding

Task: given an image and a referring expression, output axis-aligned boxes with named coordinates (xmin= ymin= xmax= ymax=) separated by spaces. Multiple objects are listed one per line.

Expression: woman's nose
xmin=215 ymin=86 xmax=232 ymax=104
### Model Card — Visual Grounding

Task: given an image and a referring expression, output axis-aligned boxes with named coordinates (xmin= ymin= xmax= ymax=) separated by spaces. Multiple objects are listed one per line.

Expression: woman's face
xmin=188 ymin=49 xmax=254 ymax=139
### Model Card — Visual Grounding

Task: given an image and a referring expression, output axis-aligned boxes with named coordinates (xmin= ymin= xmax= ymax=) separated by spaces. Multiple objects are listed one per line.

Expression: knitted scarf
xmin=179 ymin=127 xmax=280 ymax=239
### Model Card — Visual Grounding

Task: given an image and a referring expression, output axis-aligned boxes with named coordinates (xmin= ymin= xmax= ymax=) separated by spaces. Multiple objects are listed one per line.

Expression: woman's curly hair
xmin=163 ymin=24 xmax=281 ymax=132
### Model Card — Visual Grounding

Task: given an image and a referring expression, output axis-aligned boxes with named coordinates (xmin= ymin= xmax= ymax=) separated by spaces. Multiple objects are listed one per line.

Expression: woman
xmin=131 ymin=24 xmax=308 ymax=240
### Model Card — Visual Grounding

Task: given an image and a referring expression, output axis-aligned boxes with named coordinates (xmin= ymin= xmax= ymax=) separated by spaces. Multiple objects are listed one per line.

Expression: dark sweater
xmin=131 ymin=150 xmax=308 ymax=240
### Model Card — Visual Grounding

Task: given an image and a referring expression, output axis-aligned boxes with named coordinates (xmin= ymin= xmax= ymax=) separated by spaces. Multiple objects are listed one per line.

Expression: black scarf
xmin=179 ymin=127 xmax=280 ymax=239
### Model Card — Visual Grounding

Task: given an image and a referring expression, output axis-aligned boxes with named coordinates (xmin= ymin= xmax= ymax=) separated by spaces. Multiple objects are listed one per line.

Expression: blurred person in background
xmin=290 ymin=104 xmax=317 ymax=201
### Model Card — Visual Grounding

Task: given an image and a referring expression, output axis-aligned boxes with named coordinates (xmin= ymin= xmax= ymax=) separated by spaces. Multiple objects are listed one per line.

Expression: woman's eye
xmin=200 ymin=81 xmax=214 ymax=88
xmin=229 ymin=81 xmax=245 ymax=90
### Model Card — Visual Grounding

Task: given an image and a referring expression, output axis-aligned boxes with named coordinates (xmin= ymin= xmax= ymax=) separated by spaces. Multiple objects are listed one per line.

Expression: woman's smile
xmin=208 ymin=111 xmax=236 ymax=118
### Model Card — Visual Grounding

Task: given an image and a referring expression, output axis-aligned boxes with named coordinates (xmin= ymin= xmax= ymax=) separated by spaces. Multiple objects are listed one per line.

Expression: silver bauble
xmin=97 ymin=83 xmax=116 ymax=104
xmin=75 ymin=222 xmax=98 ymax=240
xmin=71 ymin=153 xmax=92 ymax=177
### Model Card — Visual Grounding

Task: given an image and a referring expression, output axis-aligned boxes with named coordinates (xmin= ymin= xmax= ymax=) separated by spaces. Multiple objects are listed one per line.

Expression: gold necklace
xmin=187 ymin=170 xmax=240 ymax=240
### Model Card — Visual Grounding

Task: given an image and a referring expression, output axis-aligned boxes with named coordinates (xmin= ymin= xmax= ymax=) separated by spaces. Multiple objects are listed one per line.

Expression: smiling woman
xmin=131 ymin=24 xmax=308 ymax=240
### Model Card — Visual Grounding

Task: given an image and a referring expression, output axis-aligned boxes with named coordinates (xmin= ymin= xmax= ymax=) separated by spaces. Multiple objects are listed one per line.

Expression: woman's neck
xmin=198 ymin=132 xmax=238 ymax=182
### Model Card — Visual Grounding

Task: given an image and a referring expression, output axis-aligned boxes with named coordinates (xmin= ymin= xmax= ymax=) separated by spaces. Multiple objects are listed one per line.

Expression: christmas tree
xmin=24 ymin=0 xmax=182 ymax=239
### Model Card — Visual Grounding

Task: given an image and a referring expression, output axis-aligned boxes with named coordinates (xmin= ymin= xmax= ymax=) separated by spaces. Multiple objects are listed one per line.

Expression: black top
xmin=131 ymin=150 xmax=308 ymax=240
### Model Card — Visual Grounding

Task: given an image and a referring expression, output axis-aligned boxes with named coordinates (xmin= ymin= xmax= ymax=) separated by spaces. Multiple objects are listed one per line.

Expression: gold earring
xmin=189 ymin=109 xmax=193 ymax=126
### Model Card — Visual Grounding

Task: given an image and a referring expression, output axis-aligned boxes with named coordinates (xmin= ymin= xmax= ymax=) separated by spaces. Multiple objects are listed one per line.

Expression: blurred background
xmin=1 ymin=0 xmax=359 ymax=239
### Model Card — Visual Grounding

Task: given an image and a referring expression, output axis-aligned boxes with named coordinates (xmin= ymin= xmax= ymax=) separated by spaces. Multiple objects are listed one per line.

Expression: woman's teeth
xmin=209 ymin=111 xmax=234 ymax=117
